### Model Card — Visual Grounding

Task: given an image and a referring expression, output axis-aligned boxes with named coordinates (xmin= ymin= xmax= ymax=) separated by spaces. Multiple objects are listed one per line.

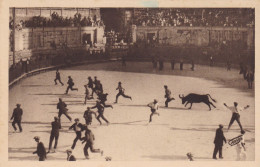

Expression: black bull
xmin=179 ymin=93 xmax=217 ymax=110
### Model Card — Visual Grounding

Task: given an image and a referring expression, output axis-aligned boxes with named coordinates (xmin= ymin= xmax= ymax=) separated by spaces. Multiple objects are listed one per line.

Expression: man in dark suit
xmin=66 ymin=149 xmax=76 ymax=161
xmin=87 ymin=76 xmax=95 ymax=96
xmin=10 ymin=104 xmax=23 ymax=132
xmin=33 ymin=136 xmax=47 ymax=161
xmin=65 ymin=76 xmax=78 ymax=94
xmin=83 ymin=107 xmax=97 ymax=125
xmin=98 ymin=93 xmax=113 ymax=109
xmin=47 ymin=116 xmax=61 ymax=153
xmin=57 ymin=98 xmax=72 ymax=123
xmin=54 ymin=68 xmax=64 ymax=86
xmin=213 ymin=124 xmax=226 ymax=160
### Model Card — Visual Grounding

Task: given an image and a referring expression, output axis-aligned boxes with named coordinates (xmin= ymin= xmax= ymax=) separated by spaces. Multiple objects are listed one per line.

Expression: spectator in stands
xmin=171 ymin=58 xmax=175 ymax=71
xmin=159 ymin=57 xmax=164 ymax=71
xmin=246 ymin=69 xmax=254 ymax=89
xmin=190 ymin=59 xmax=194 ymax=71
xmin=152 ymin=56 xmax=157 ymax=72
xmin=227 ymin=60 xmax=231 ymax=71
xmin=180 ymin=58 xmax=184 ymax=70
xmin=210 ymin=56 xmax=214 ymax=67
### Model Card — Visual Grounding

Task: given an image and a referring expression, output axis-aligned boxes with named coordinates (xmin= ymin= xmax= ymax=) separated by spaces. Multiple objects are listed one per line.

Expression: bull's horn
xmin=179 ymin=94 xmax=182 ymax=99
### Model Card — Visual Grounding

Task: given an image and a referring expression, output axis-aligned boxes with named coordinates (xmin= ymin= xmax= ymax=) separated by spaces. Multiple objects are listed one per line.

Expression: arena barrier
xmin=8 ymin=58 xmax=115 ymax=89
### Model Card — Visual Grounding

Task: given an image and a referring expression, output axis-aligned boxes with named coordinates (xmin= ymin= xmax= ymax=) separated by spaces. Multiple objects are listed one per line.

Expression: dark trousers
xmin=54 ymin=78 xmax=63 ymax=85
xmin=153 ymin=62 xmax=157 ymax=69
xmin=84 ymin=143 xmax=101 ymax=157
xmin=159 ymin=62 xmax=163 ymax=71
xmin=39 ymin=156 xmax=46 ymax=161
xmin=49 ymin=134 xmax=59 ymax=150
xmin=180 ymin=63 xmax=183 ymax=70
xmin=115 ymin=92 xmax=131 ymax=103
xmin=149 ymin=109 xmax=159 ymax=122
xmin=97 ymin=112 xmax=109 ymax=125
xmin=210 ymin=60 xmax=213 ymax=66
xmin=71 ymin=131 xmax=82 ymax=149
xmin=247 ymin=80 xmax=253 ymax=89
xmin=171 ymin=62 xmax=175 ymax=70
xmin=85 ymin=118 xmax=92 ymax=125
xmin=65 ymin=85 xmax=78 ymax=94
xmin=165 ymin=97 xmax=175 ymax=107
xmin=228 ymin=113 xmax=243 ymax=130
xmin=58 ymin=111 xmax=72 ymax=122
xmin=12 ymin=120 xmax=22 ymax=132
xmin=213 ymin=144 xmax=223 ymax=158
xmin=191 ymin=64 xmax=194 ymax=71
xmin=90 ymin=87 xmax=95 ymax=96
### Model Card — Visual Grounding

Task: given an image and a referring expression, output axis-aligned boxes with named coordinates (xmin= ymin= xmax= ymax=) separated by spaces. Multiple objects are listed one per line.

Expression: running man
xmin=94 ymin=80 xmax=103 ymax=95
xmin=83 ymin=107 xmax=97 ymax=125
xmin=69 ymin=118 xmax=85 ymax=149
xmin=54 ymin=69 xmax=64 ymax=86
xmin=10 ymin=104 xmax=23 ymax=132
xmin=147 ymin=99 xmax=160 ymax=123
xmin=115 ymin=82 xmax=132 ymax=103
xmin=65 ymin=76 xmax=78 ymax=94
xmin=91 ymin=100 xmax=109 ymax=125
xmin=224 ymin=102 xmax=249 ymax=131
xmin=84 ymin=85 xmax=94 ymax=104
xmin=92 ymin=76 xmax=98 ymax=96
xmin=98 ymin=93 xmax=113 ymax=109
xmin=87 ymin=76 xmax=95 ymax=96
xmin=81 ymin=125 xmax=103 ymax=159
xmin=57 ymin=98 xmax=72 ymax=123
xmin=164 ymin=85 xmax=175 ymax=107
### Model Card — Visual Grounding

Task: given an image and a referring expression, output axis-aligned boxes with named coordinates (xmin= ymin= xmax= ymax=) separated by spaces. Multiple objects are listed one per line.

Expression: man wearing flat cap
xmin=66 ymin=149 xmax=76 ymax=161
xmin=10 ymin=104 xmax=23 ymax=132
xmin=213 ymin=124 xmax=226 ymax=160
xmin=69 ymin=118 xmax=85 ymax=149
xmin=33 ymin=136 xmax=47 ymax=161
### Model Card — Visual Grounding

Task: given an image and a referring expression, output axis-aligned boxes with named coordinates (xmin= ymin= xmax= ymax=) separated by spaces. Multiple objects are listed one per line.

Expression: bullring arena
xmin=7 ymin=8 xmax=255 ymax=161
xmin=9 ymin=61 xmax=255 ymax=161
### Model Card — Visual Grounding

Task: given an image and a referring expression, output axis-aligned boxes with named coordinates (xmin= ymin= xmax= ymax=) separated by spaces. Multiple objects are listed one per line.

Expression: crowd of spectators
xmin=10 ymin=12 xmax=104 ymax=29
xmin=133 ymin=8 xmax=254 ymax=27
xmin=105 ymin=30 xmax=128 ymax=45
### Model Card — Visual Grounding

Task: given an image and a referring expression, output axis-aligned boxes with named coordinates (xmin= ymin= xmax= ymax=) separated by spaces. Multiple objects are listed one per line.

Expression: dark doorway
xmin=82 ymin=33 xmax=91 ymax=45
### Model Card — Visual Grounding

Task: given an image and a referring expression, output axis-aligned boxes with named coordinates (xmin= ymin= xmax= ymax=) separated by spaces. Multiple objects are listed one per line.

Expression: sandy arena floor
xmin=8 ymin=62 xmax=255 ymax=161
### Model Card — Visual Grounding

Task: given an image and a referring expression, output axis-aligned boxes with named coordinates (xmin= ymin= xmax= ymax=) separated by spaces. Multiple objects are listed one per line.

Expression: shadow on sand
xmin=170 ymin=127 xmax=216 ymax=132
xmin=142 ymin=154 xmax=187 ymax=160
